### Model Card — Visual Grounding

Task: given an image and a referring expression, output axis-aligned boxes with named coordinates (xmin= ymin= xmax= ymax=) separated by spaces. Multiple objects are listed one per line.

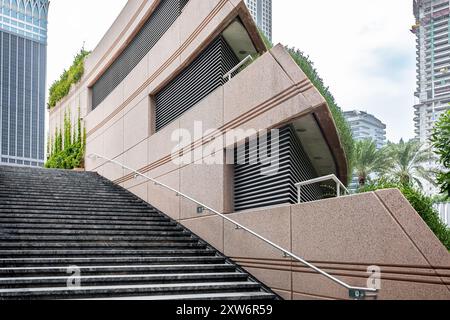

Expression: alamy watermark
xmin=67 ymin=266 xmax=81 ymax=289
xmin=170 ymin=121 xmax=280 ymax=176
xmin=367 ymin=266 xmax=382 ymax=290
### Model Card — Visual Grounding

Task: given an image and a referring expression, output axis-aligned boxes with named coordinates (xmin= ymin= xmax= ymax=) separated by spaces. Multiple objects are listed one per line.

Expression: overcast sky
xmin=47 ymin=0 xmax=416 ymax=142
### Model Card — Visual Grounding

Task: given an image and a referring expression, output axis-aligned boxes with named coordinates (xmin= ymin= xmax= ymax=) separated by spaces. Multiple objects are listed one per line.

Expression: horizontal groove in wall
xmin=112 ymin=81 xmax=315 ymax=185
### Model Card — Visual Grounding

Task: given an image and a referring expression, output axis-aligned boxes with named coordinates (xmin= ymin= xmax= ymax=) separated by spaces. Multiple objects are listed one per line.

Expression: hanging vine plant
xmin=46 ymin=109 xmax=86 ymax=170
xmin=48 ymin=49 xmax=90 ymax=109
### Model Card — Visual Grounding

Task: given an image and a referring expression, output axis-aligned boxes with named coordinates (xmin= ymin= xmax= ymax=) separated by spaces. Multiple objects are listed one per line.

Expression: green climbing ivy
xmin=48 ymin=49 xmax=90 ymax=109
xmin=45 ymin=109 xmax=86 ymax=170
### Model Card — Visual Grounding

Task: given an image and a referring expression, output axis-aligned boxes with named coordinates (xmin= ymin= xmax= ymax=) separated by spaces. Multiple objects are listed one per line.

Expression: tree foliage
xmin=352 ymin=139 xmax=389 ymax=187
xmin=431 ymin=110 xmax=450 ymax=197
xmin=360 ymin=179 xmax=450 ymax=250
xmin=45 ymin=109 xmax=86 ymax=170
xmin=48 ymin=49 xmax=90 ymax=109
xmin=384 ymin=139 xmax=436 ymax=188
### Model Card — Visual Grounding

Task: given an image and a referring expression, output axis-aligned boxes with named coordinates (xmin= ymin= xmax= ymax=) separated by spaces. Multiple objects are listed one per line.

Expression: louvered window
xmin=154 ymin=35 xmax=239 ymax=132
xmin=91 ymin=0 xmax=190 ymax=110
xmin=234 ymin=125 xmax=323 ymax=212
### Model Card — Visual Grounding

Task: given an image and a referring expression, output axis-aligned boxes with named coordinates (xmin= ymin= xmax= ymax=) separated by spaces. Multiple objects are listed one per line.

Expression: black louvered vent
xmin=234 ymin=125 xmax=323 ymax=212
xmin=154 ymin=36 xmax=240 ymax=132
xmin=91 ymin=0 xmax=189 ymax=110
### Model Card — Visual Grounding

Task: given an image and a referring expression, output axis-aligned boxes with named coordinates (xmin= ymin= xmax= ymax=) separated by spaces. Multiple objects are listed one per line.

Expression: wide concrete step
xmin=4 ymin=229 xmax=190 ymax=237
xmin=0 ymin=235 xmax=196 ymax=243
xmin=0 ymin=223 xmax=181 ymax=232
xmin=0 ymin=282 xmax=262 ymax=300
xmin=0 ymin=206 xmax=155 ymax=214
xmin=0 ymin=178 xmax=113 ymax=185
xmin=0 ymin=180 xmax=111 ymax=188
xmin=0 ymin=185 xmax=121 ymax=194
xmin=0 ymin=264 xmax=236 ymax=277
xmin=0 ymin=193 xmax=138 ymax=203
xmin=0 ymin=199 xmax=150 ymax=207
xmin=0 ymin=242 xmax=205 ymax=250
xmin=0 ymin=272 xmax=248 ymax=289
xmin=0 ymin=175 xmax=99 ymax=182
xmin=0 ymin=189 xmax=131 ymax=198
xmin=0 ymin=213 xmax=167 ymax=223
xmin=90 ymin=291 xmax=276 ymax=301
xmin=0 ymin=211 xmax=163 ymax=220
xmin=0 ymin=217 xmax=175 ymax=226
xmin=0 ymin=249 xmax=216 ymax=258
xmin=0 ymin=256 xmax=225 ymax=267
xmin=0 ymin=197 xmax=145 ymax=207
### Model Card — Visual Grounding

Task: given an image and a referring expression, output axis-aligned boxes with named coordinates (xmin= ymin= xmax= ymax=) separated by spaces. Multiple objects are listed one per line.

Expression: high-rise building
xmin=0 ymin=0 xmax=49 ymax=167
xmin=344 ymin=110 xmax=387 ymax=150
xmin=244 ymin=0 xmax=272 ymax=41
xmin=412 ymin=0 xmax=450 ymax=144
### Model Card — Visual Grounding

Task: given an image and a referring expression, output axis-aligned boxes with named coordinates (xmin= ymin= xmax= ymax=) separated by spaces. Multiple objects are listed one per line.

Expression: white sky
xmin=47 ymin=0 xmax=416 ymax=142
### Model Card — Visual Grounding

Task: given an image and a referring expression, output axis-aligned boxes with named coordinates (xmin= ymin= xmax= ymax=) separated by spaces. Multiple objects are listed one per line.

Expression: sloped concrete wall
xmin=184 ymin=189 xmax=450 ymax=300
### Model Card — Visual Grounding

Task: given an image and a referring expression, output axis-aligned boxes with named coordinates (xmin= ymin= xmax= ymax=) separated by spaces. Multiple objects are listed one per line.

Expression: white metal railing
xmin=89 ymin=153 xmax=378 ymax=299
xmin=223 ymin=55 xmax=253 ymax=82
xmin=296 ymin=174 xmax=349 ymax=204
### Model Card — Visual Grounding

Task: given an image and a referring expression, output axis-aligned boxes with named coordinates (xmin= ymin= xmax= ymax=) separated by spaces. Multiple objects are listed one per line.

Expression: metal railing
xmin=89 ymin=153 xmax=378 ymax=299
xmin=296 ymin=174 xmax=350 ymax=204
xmin=223 ymin=55 xmax=254 ymax=82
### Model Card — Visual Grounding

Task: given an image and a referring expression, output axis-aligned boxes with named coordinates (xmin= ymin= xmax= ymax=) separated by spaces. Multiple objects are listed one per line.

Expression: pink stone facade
xmin=48 ymin=0 xmax=450 ymax=300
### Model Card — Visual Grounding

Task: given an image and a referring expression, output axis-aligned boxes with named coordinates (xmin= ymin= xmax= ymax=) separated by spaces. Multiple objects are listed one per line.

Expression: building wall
xmin=413 ymin=0 xmax=450 ymax=144
xmin=0 ymin=0 xmax=48 ymax=167
xmin=185 ymin=190 xmax=450 ymax=300
xmin=85 ymin=43 xmax=334 ymax=220
xmin=46 ymin=0 xmax=450 ymax=300
xmin=344 ymin=110 xmax=387 ymax=150
xmin=244 ymin=0 xmax=272 ymax=41
xmin=435 ymin=202 xmax=450 ymax=226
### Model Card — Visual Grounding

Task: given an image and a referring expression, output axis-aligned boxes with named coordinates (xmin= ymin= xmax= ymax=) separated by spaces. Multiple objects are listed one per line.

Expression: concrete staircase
xmin=0 ymin=165 xmax=276 ymax=300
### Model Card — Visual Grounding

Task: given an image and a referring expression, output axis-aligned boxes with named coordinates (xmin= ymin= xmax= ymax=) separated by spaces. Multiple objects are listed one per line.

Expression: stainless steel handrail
xmin=89 ymin=153 xmax=378 ymax=299
xmin=223 ymin=55 xmax=254 ymax=81
xmin=296 ymin=174 xmax=349 ymax=203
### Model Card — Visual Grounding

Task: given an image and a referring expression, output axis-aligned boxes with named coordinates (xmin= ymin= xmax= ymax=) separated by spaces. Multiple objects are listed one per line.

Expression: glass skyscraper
xmin=245 ymin=0 xmax=272 ymax=41
xmin=0 ymin=0 xmax=49 ymax=167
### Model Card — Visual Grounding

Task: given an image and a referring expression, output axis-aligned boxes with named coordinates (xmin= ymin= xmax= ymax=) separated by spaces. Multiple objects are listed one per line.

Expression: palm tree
xmin=385 ymin=139 xmax=436 ymax=188
xmin=352 ymin=139 xmax=388 ymax=187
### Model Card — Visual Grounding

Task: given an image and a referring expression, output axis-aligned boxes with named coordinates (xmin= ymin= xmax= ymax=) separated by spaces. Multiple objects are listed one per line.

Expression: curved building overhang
xmin=266 ymin=44 xmax=349 ymax=184
xmin=313 ymin=103 xmax=349 ymax=184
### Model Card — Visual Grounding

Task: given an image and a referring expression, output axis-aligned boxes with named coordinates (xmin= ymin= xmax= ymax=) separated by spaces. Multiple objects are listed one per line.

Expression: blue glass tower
xmin=0 ymin=0 xmax=49 ymax=167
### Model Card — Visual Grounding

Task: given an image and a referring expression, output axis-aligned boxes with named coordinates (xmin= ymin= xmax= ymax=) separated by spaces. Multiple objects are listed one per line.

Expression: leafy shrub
xmin=48 ymin=49 xmax=90 ymax=109
xmin=258 ymin=30 xmax=354 ymax=183
xmin=431 ymin=109 xmax=450 ymax=197
xmin=46 ymin=110 xmax=86 ymax=170
xmin=360 ymin=180 xmax=450 ymax=250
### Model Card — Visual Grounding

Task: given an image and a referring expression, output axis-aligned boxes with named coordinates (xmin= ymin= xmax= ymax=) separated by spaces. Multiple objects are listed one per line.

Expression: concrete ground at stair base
xmin=180 ymin=189 xmax=450 ymax=300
